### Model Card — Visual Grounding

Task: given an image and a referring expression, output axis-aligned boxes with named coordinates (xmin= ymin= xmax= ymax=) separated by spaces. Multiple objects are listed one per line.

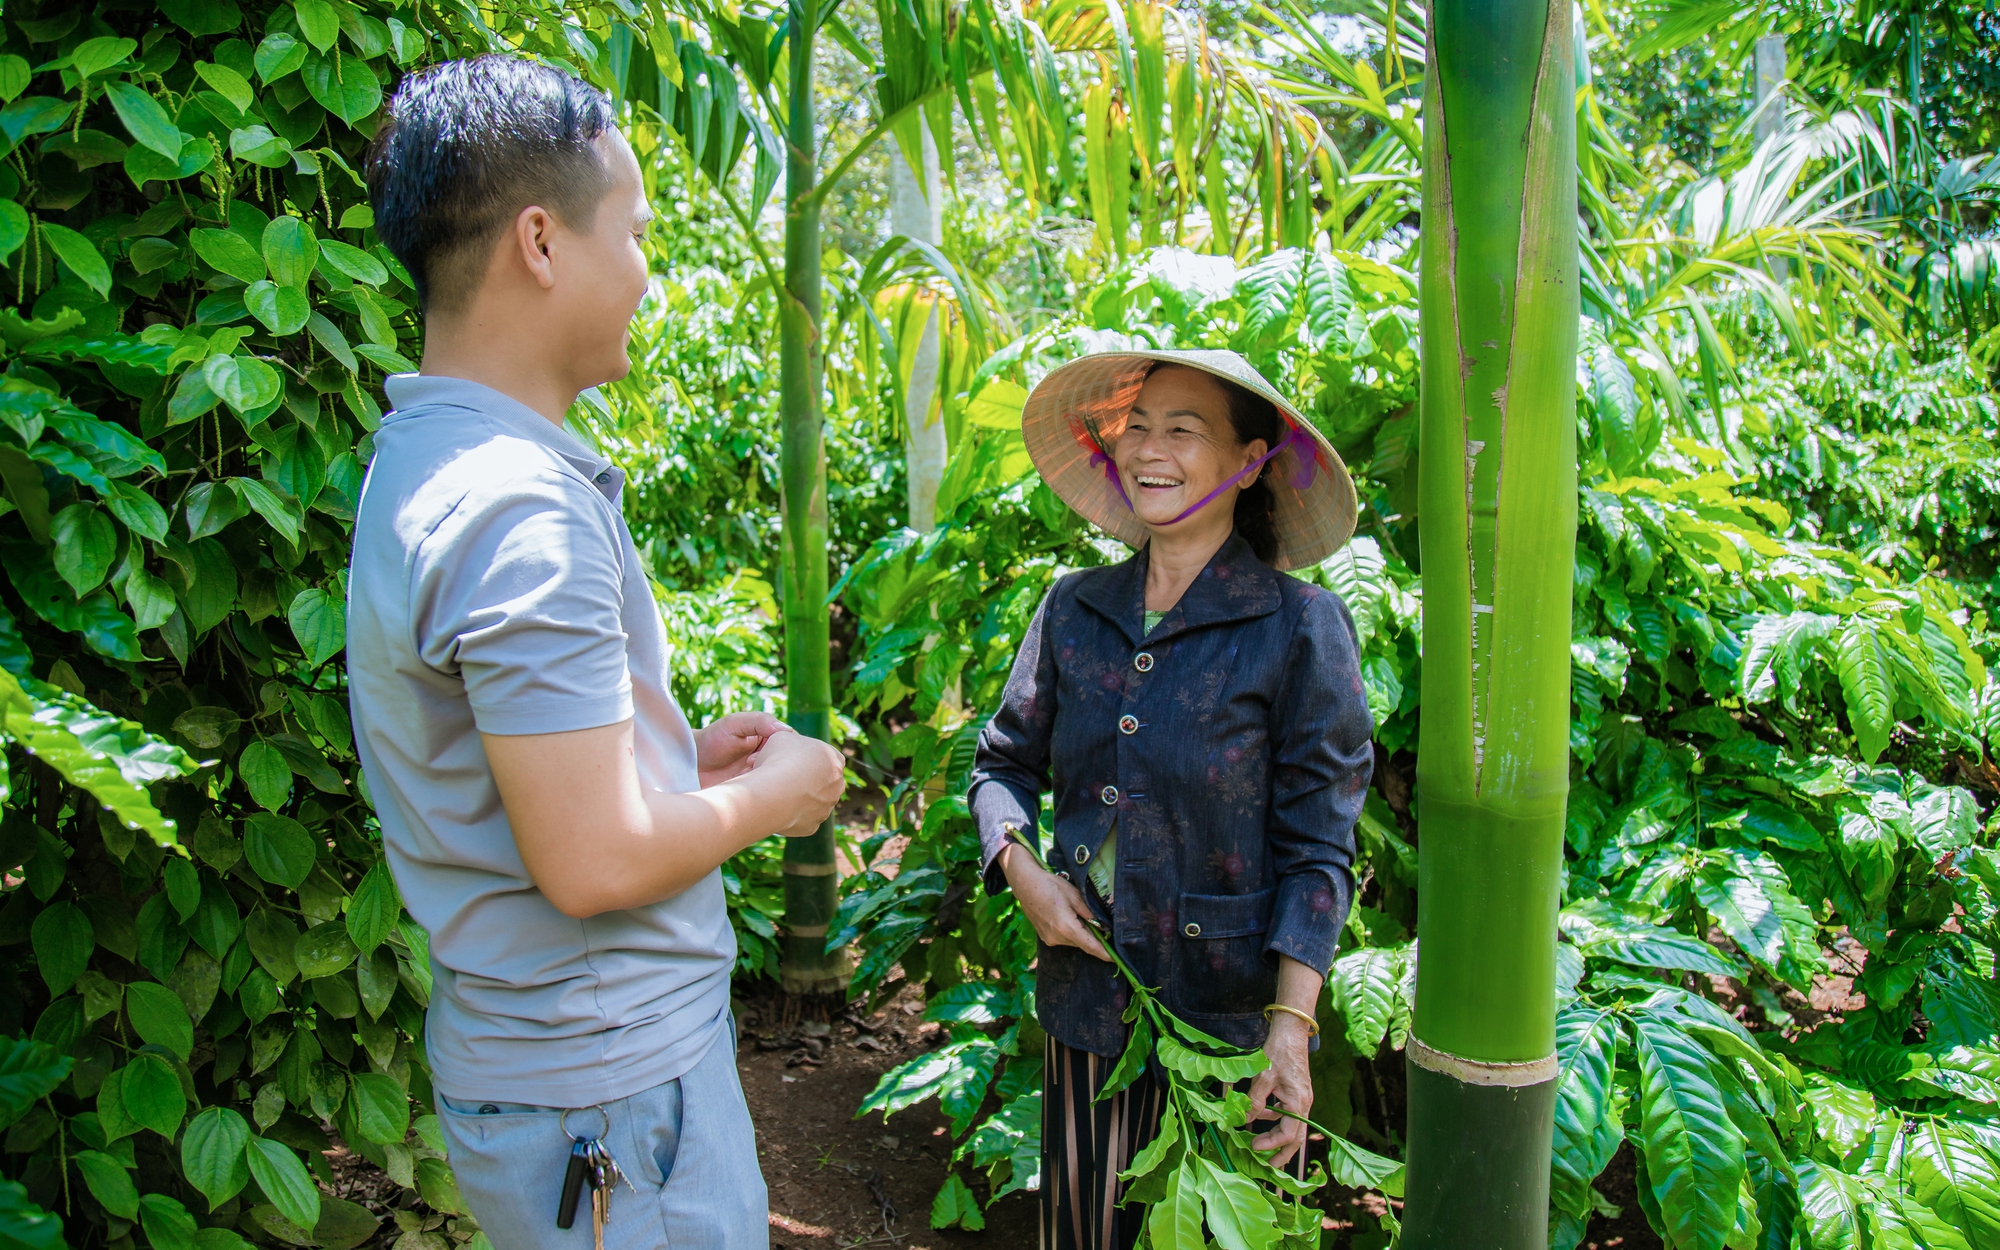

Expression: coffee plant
xmin=832 ymin=235 xmax=2000 ymax=1248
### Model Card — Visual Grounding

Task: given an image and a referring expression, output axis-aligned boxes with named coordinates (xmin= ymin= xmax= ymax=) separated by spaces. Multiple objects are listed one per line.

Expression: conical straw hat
xmin=1019 ymin=349 xmax=1357 ymax=571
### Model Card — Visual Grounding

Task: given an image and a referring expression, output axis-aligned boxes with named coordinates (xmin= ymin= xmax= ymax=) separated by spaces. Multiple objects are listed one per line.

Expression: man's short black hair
xmin=367 ymin=56 xmax=616 ymax=312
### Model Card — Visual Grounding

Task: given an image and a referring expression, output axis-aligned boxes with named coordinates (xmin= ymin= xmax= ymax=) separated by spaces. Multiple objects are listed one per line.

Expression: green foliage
xmin=828 ymin=89 xmax=2000 ymax=1233
xmin=0 ymin=0 xmax=657 ymax=1243
xmin=1099 ymin=945 xmax=1400 ymax=1250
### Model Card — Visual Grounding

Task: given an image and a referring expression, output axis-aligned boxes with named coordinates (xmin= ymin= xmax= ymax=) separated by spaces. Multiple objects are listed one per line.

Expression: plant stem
xmin=777 ymin=0 xmax=847 ymax=997
xmin=1404 ymin=0 xmax=1578 ymax=1242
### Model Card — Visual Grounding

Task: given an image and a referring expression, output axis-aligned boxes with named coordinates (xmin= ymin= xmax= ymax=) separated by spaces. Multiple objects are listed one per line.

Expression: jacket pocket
xmin=1171 ymin=888 xmax=1277 ymax=1019
xmin=1176 ymin=888 xmax=1276 ymax=940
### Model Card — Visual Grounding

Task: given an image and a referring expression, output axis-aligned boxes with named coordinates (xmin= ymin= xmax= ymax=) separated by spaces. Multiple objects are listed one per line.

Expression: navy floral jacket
xmin=970 ymin=532 xmax=1375 ymax=1056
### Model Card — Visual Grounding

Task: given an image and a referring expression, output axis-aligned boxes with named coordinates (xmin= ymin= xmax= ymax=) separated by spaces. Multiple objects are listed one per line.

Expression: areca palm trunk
xmin=888 ymin=132 xmax=948 ymax=531
xmin=1404 ymin=0 xmax=1578 ymax=1244
xmin=778 ymin=0 xmax=847 ymax=996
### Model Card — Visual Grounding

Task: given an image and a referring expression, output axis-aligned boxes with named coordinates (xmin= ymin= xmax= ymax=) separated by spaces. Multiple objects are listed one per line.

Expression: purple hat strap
xmin=1086 ymin=421 xmax=1321 ymax=525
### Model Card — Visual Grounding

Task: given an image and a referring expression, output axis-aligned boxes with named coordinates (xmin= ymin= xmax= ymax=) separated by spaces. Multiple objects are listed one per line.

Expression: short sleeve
xmin=414 ymin=473 xmax=634 ymax=736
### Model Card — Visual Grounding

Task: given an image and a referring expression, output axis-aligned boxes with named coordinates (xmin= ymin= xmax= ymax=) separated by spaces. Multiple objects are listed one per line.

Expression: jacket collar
xmin=1075 ymin=532 xmax=1283 ymax=646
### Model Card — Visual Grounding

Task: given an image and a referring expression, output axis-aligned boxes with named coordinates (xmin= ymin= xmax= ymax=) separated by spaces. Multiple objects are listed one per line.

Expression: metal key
xmin=581 ymin=1143 xmax=606 ymax=1250
xmin=590 ymin=1139 xmax=628 ymax=1223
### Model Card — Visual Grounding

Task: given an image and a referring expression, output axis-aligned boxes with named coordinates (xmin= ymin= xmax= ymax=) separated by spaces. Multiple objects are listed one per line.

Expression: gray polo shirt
xmin=348 ymin=373 xmax=731 ymax=1107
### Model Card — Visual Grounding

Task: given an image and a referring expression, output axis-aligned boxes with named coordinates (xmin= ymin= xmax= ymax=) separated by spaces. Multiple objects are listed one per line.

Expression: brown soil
xmin=314 ymin=980 xmax=1684 ymax=1249
xmin=1582 ymin=1144 xmax=1663 ymax=1250
xmin=734 ymin=984 xmax=1668 ymax=1250
xmin=735 ymin=981 xmax=1040 ymax=1249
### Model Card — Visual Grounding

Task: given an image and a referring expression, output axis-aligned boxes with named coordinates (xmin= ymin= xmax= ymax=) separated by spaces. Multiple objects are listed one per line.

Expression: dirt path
xmin=737 ymin=983 xmax=1040 ymax=1249
xmin=734 ymin=984 xmax=1665 ymax=1250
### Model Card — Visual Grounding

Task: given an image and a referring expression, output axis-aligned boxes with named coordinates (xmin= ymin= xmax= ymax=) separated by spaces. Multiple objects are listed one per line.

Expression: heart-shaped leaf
xmin=290 ymin=0 xmax=341 ymax=51
xmin=137 ymin=1195 xmax=198 ymax=1250
xmin=0 ymin=97 xmax=69 ymax=147
xmin=29 ymin=901 xmax=92 ymax=996
xmin=37 ymin=223 xmax=111 ymax=297
xmin=345 ymin=862 xmax=399 ymax=955
xmin=295 ymin=921 xmax=358 ymax=979
xmin=262 ymin=215 xmax=319 ymax=287
xmin=188 ymin=228 xmax=266 ymax=284
xmin=288 ymin=587 xmax=345 ymax=667
xmin=182 ymin=479 xmax=246 ymax=541
xmin=119 ymin=1053 xmax=187 ymax=1138
xmin=245 ymin=908 xmax=300 ymax=986
xmin=347 ymin=1072 xmax=408 ymax=1145
xmin=74 ymin=1150 xmax=139 ymax=1219
xmin=159 ymin=0 xmax=244 ymax=37
xmin=200 ymin=355 xmax=281 ymax=414
xmin=255 ymin=33 xmax=309 ymax=84
xmin=237 ymin=740 xmax=293 ymax=813
xmin=124 ymin=134 xmax=216 ymax=186
xmin=244 ymin=281 xmax=309 ymax=334
xmin=103 ymin=81 xmax=185 ymax=160
xmin=68 ymin=37 xmax=139 ymax=81
xmin=50 ymin=503 xmax=116 ymax=596
xmin=243 ymin=814 xmax=315 ymax=889
xmin=181 ymin=1106 xmax=251 ymax=1211
xmin=234 ymin=479 xmax=302 ymax=544
xmin=228 ymin=124 xmax=291 ymax=168
xmin=0 ymin=56 xmax=30 ymax=104
xmin=301 ymin=48 xmax=381 ymax=126
xmin=318 ymin=239 xmax=387 ymax=285
xmin=194 ymin=62 xmax=254 ymax=113
xmin=245 ymin=1138 xmax=320 ymax=1234
xmin=125 ymin=982 xmax=194 ymax=1061
xmin=0 ymin=200 xmax=27 ymax=262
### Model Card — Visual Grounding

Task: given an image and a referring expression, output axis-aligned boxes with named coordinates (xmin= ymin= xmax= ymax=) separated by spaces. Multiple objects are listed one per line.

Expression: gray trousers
xmin=435 ymin=1025 xmax=768 ymax=1249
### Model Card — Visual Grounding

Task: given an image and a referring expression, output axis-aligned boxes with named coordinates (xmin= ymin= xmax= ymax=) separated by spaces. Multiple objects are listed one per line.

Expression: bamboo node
xmin=1408 ymin=1038 xmax=1556 ymax=1088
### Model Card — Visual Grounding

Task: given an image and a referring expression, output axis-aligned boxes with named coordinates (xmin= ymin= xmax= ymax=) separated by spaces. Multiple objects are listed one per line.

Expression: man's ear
xmin=513 ymin=205 xmax=558 ymax=291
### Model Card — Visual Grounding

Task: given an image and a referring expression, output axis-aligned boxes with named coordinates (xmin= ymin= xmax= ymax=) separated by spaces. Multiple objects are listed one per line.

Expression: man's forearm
xmin=484 ymin=722 xmax=799 ymax=917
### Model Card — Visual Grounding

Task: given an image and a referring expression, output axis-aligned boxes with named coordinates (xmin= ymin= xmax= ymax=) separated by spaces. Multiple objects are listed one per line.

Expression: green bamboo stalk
xmin=1405 ymin=0 xmax=1578 ymax=1243
xmin=777 ymin=0 xmax=847 ymax=997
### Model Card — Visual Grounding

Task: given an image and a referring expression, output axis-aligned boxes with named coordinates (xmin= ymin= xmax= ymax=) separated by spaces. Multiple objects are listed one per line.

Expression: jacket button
xmin=1118 ymin=715 xmax=1138 ymax=735
xmin=1074 ymin=845 xmax=1090 ymax=865
xmin=1100 ymin=785 xmax=1119 ymax=805
xmin=1183 ymin=922 xmax=1202 ymax=937
xmin=1133 ymin=652 xmax=1154 ymax=672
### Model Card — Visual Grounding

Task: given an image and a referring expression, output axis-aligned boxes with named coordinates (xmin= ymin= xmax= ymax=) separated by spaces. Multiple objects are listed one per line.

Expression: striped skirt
xmin=1040 ymin=1033 xmax=1313 ymax=1250
xmin=1040 ymin=1035 xmax=1167 ymax=1250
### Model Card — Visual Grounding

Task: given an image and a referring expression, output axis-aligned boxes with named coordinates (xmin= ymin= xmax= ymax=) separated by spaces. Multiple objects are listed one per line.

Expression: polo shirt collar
xmin=381 ymin=373 xmax=625 ymax=503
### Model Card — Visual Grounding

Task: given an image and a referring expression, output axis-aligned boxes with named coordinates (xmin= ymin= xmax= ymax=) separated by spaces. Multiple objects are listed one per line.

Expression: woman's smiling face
xmin=1112 ymin=366 xmax=1268 ymax=536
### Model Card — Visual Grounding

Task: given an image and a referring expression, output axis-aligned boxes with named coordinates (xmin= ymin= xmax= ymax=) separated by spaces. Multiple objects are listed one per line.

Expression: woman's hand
xmin=1247 ymin=1015 xmax=1314 ymax=1168
xmin=694 ymin=712 xmax=788 ymax=787
xmin=999 ymin=841 xmax=1111 ymax=962
xmin=1247 ymin=956 xmax=1324 ymax=1170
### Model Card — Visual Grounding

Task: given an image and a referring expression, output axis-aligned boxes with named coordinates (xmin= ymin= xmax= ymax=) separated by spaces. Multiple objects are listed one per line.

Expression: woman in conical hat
xmin=968 ymin=350 xmax=1376 ymax=1248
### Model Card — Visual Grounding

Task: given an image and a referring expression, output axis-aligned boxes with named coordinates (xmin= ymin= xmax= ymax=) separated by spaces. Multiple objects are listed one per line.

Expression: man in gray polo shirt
xmin=349 ymin=58 xmax=843 ymax=1248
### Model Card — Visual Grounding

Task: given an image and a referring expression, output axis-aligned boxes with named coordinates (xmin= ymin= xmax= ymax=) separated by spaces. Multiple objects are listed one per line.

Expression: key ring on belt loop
xmin=560 ymin=1105 xmax=609 ymax=1143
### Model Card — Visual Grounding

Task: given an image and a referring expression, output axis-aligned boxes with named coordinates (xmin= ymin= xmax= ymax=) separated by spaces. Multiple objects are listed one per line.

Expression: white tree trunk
xmin=1753 ymin=35 xmax=1788 ymax=279
xmin=1752 ymin=34 xmax=1786 ymax=147
xmin=889 ymin=129 xmax=947 ymax=532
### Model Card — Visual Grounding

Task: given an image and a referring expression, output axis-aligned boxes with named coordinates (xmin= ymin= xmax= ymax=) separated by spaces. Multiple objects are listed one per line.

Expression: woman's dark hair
xmin=366 ymin=56 xmax=614 ymax=312
xmin=1143 ymin=364 xmax=1284 ymax=564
